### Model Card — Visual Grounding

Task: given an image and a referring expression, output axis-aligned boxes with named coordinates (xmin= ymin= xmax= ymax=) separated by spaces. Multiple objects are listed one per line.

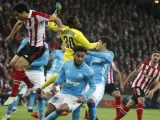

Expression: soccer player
xmin=82 ymin=37 xmax=114 ymax=120
xmin=2 ymin=38 xmax=49 ymax=120
xmin=4 ymin=2 xmax=62 ymax=105
xmin=114 ymin=50 xmax=160 ymax=120
xmin=41 ymin=15 xmax=98 ymax=89
xmin=44 ymin=46 xmax=96 ymax=120
xmin=105 ymin=62 xmax=124 ymax=116
xmin=31 ymin=43 xmax=65 ymax=119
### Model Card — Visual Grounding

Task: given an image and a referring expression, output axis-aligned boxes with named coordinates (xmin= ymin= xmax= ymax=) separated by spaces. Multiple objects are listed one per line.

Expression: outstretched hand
xmin=5 ymin=35 xmax=13 ymax=43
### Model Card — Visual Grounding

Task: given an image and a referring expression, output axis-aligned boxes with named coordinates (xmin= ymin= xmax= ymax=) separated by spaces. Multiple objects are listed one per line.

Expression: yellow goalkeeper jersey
xmin=48 ymin=22 xmax=98 ymax=62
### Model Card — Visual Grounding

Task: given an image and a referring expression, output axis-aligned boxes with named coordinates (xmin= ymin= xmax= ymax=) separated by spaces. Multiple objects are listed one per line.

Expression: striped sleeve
xmin=112 ymin=62 xmax=118 ymax=72
xmin=136 ymin=62 xmax=145 ymax=72
xmin=32 ymin=11 xmax=51 ymax=22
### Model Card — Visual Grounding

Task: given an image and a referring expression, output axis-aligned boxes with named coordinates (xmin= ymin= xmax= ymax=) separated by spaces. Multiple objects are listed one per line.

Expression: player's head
xmin=151 ymin=50 xmax=160 ymax=64
xmin=96 ymin=37 xmax=112 ymax=51
xmin=73 ymin=46 xmax=87 ymax=66
xmin=13 ymin=2 xmax=29 ymax=21
xmin=67 ymin=16 xmax=81 ymax=29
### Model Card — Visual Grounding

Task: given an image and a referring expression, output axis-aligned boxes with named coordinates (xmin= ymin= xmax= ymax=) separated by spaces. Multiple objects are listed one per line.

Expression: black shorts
xmin=17 ymin=44 xmax=45 ymax=64
xmin=131 ymin=87 xmax=145 ymax=104
xmin=105 ymin=83 xmax=119 ymax=95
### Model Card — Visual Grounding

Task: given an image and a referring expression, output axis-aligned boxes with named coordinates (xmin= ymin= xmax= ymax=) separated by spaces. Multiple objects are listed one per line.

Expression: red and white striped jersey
xmin=107 ymin=62 xmax=119 ymax=84
xmin=24 ymin=10 xmax=51 ymax=47
xmin=132 ymin=61 xmax=160 ymax=94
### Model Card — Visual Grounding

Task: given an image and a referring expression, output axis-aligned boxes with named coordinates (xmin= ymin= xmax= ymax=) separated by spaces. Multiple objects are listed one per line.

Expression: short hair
xmin=67 ymin=16 xmax=76 ymax=26
xmin=99 ymin=37 xmax=112 ymax=49
xmin=13 ymin=2 xmax=29 ymax=13
xmin=152 ymin=50 xmax=160 ymax=55
xmin=73 ymin=46 xmax=87 ymax=53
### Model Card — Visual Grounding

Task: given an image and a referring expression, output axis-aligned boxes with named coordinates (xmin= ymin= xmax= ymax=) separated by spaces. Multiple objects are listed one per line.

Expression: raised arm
xmin=88 ymin=51 xmax=114 ymax=63
xmin=75 ymin=31 xmax=98 ymax=50
xmin=6 ymin=20 xmax=23 ymax=43
xmin=123 ymin=70 xmax=138 ymax=87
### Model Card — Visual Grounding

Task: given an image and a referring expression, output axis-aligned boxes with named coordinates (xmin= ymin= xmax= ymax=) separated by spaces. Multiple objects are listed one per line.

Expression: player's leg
xmin=110 ymin=84 xmax=122 ymax=116
xmin=28 ymin=92 xmax=36 ymax=112
xmin=136 ymin=87 xmax=145 ymax=120
xmin=72 ymin=106 xmax=81 ymax=120
xmin=45 ymin=103 xmax=58 ymax=119
xmin=115 ymin=98 xmax=135 ymax=120
xmin=9 ymin=55 xmax=20 ymax=68
xmin=114 ymin=87 xmax=140 ymax=120
xmin=12 ymin=93 xmax=23 ymax=112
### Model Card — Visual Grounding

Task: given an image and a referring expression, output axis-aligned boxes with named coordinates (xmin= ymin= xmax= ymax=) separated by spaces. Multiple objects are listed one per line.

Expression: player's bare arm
xmin=49 ymin=15 xmax=63 ymax=32
xmin=116 ymin=70 xmax=124 ymax=92
xmin=5 ymin=20 xmax=23 ymax=43
xmin=147 ymin=81 xmax=160 ymax=99
xmin=123 ymin=70 xmax=138 ymax=87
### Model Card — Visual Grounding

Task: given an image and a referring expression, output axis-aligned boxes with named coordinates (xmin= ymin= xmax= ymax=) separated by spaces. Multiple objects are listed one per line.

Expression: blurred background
xmin=0 ymin=0 xmax=160 ymax=109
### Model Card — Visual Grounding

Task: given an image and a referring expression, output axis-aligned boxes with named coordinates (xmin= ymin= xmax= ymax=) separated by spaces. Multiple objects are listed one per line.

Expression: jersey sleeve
xmin=136 ymin=62 xmax=145 ymax=72
xmin=88 ymin=51 xmax=114 ymax=63
xmin=75 ymin=31 xmax=98 ymax=49
xmin=83 ymin=69 xmax=96 ymax=99
xmin=32 ymin=11 xmax=51 ymax=22
xmin=84 ymin=55 xmax=92 ymax=65
xmin=112 ymin=62 xmax=118 ymax=72
xmin=48 ymin=22 xmax=58 ymax=32
xmin=56 ymin=65 xmax=66 ymax=84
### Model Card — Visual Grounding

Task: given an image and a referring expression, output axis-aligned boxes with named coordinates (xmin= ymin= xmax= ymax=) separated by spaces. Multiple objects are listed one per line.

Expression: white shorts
xmin=48 ymin=92 xmax=81 ymax=111
xmin=25 ymin=71 xmax=45 ymax=89
xmin=44 ymin=73 xmax=60 ymax=92
xmin=85 ymin=83 xmax=105 ymax=106
xmin=19 ymin=81 xmax=27 ymax=95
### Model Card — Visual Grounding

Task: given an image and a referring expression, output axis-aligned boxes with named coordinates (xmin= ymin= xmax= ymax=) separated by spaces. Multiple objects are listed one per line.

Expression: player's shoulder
xmin=71 ymin=28 xmax=82 ymax=35
xmin=140 ymin=61 xmax=149 ymax=65
xmin=157 ymin=65 xmax=160 ymax=70
xmin=63 ymin=60 xmax=73 ymax=66
xmin=107 ymin=50 xmax=114 ymax=56
xmin=83 ymin=62 xmax=94 ymax=74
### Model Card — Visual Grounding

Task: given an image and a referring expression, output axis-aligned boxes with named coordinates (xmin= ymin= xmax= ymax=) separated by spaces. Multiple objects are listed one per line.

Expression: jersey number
xmin=64 ymin=36 xmax=75 ymax=49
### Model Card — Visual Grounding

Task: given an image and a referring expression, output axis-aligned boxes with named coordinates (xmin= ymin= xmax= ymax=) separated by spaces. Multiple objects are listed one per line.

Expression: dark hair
xmin=99 ymin=37 xmax=112 ymax=49
xmin=13 ymin=2 xmax=29 ymax=13
xmin=152 ymin=50 xmax=160 ymax=54
xmin=73 ymin=46 xmax=87 ymax=53
xmin=67 ymin=16 xmax=76 ymax=26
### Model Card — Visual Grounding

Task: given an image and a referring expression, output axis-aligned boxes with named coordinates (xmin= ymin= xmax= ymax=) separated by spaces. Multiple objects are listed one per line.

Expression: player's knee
xmin=87 ymin=98 xmax=95 ymax=103
xmin=138 ymin=97 xmax=145 ymax=104
xmin=87 ymin=99 xmax=96 ymax=108
xmin=15 ymin=63 xmax=21 ymax=70
xmin=10 ymin=61 xmax=16 ymax=68
xmin=112 ymin=91 xmax=120 ymax=97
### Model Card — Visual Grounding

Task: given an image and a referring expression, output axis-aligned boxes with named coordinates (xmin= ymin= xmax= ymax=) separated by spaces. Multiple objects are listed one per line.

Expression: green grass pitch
xmin=0 ymin=106 xmax=159 ymax=120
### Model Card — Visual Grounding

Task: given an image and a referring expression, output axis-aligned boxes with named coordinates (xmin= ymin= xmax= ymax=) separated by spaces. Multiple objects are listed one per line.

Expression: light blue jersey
xmin=17 ymin=38 xmax=49 ymax=72
xmin=47 ymin=50 xmax=64 ymax=74
xmin=56 ymin=60 xmax=95 ymax=99
xmin=85 ymin=51 xmax=114 ymax=85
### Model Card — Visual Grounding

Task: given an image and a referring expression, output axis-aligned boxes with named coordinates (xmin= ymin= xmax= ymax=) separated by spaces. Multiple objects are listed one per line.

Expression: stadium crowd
xmin=0 ymin=0 xmax=159 ymax=95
